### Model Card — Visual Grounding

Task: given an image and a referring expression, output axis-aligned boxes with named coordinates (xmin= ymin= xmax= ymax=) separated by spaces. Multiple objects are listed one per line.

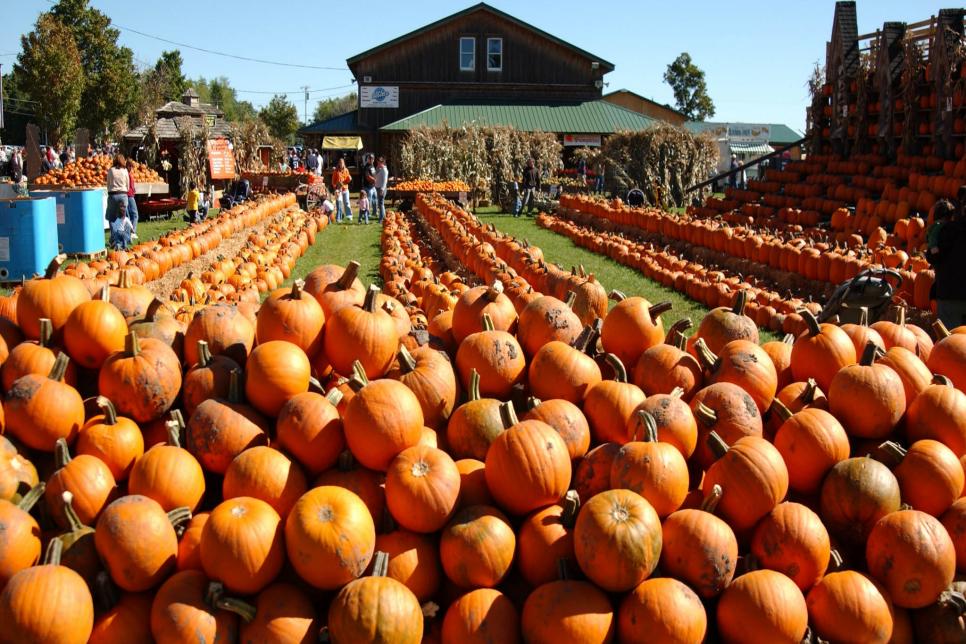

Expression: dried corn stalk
xmin=175 ymin=116 xmax=210 ymax=194
xmin=900 ymin=38 xmax=926 ymax=154
xmin=806 ymin=63 xmax=828 ymax=151
xmin=229 ymin=119 xmax=276 ymax=172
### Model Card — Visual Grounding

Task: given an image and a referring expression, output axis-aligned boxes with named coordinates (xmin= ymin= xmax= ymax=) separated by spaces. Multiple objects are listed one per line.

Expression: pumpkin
xmin=517 ymin=292 xmax=581 ymax=358
xmin=223 ymin=446 xmax=307 ymax=519
xmin=372 ymin=524 xmax=441 ymax=601
xmin=62 ymin=291 xmax=127 ymax=369
xmin=841 ymin=306 xmax=887 ymax=356
xmin=327 ymin=551 xmax=423 ymax=644
xmin=716 ymin=569 xmax=808 ymax=644
xmin=572 ymin=442 xmax=622 ymax=502
xmin=866 ymin=509 xmax=956 ymax=608
xmin=702 ymin=432 xmax=788 ymax=537
xmin=0 ymin=538 xmax=94 ymax=644
xmin=694 ymin=289 xmax=758 ymax=354
xmin=89 ymin=591 xmax=153 ymax=644
xmin=324 ymin=285 xmax=399 ymax=379
xmin=790 ymin=309 xmax=857 ymax=392
xmin=523 ymin=397 xmax=591 ymax=460
xmin=484 ymin=403 xmax=571 ymax=515
xmin=1 ymin=318 xmax=76 ymax=391
xmin=150 ymin=570 xmax=249 ymax=643
xmin=343 ymin=366 xmax=424 ymax=471
xmin=600 ymin=292 xmax=669 ymax=369
xmin=4 ymin=353 xmax=84 ymax=451
xmin=186 ymin=368 xmax=269 ymax=474
xmin=941 ymin=498 xmax=966 ymax=572
xmin=303 ymin=261 xmax=365 ymax=319
xmin=573 ymin=488 xmax=662 ymax=592
xmin=828 ymin=342 xmax=906 ymax=439
xmin=871 ymin=307 xmax=918 ymax=352
xmin=910 ymin=580 xmax=966 ymax=643
xmin=284 ymin=486 xmax=375 ymax=589
xmin=0 ymin=448 xmax=37 ymax=505
xmin=385 ymin=444 xmax=460 ymax=533
xmin=99 ymin=333 xmax=182 ymax=423
xmin=750 ymin=501 xmax=830 ymax=591
xmin=928 ymin=320 xmax=966 ymax=391
xmin=517 ymin=491 xmax=580 ymax=587
xmin=878 ymin=345 xmax=932 ymax=404
xmin=455 ymin=458 xmax=492 ymax=509
xmin=806 ymin=570 xmax=894 ymax=644
xmin=76 ymin=396 xmax=144 ymax=481
xmin=609 ymin=411 xmax=688 ymax=517
xmin=182 ymin=340 xmax=239 ymax=419
xmin=521 ymin=568 xmax=615 ymax=643
xmin=633 ymin=318 xmax=703 ymax=399
xmin=761 ymin=333 xmax=795 ymax=390
xmin=176 ymin=512 xmax=209 ymax=572
xmin=256 ymin=279 xmax=325 ymax=355
xmin=240 ymin=583 xmax=318 ymax=644
xmin=582 ymin=354 xmax=646 ymax=445
xmin=772 ymin=404 xmax=850 ymax=495
xmin=95 ymin=494 xmax=189 ymax=592
xmin=16 ymin=254 xmax=91 ymax=340
xmin=129 ymin=299 xmax=185 ymax=359
xmin=276 ymin=389 xmax=345 ymax=476
xmin=183 ymin=303 xmax=255 ymax=366
xmin=387 ymin=345 xmax=458 ymax=430
xmin=452 ymin=281 xmax=518 ymax=344
xmin=442 ymin=588 xmax=520 ymax=644
xmin=0 ymin=483 xmax=44 ymax=589
xmin=107 ymin=270 xmax=154 ymax=323
xmin=200 ymin=496 xmax=285 ymax=595
xmin=445 ymin=369 xmax=504 ymax=461
xmin=440 ymin=505 xmax=516 ymax=588
xmin=56 ymin=491 xmax=99 ymax=586
xmin=660 ymin=484 xmax=738 ymax=598
xmin=690 ymin=381 xmax=763 ymax=470
xmin=244 ymin=340 xmax=311 ymax=417
xmin=528 ymin=324 xmax=602 ymax=403
xmin=455 ymin=313 xmax=526 ymax=400
xmin=820 ymin=456 xmax=901 ymax=548
xmin=45 ymin=438 xmax=116 ymax=529
xmin=314 ymin=451 xmax=386 ymax=521
xmin=906 ymin=374 xmax=966 ymax=456
xmin=695 ymin=338 xmax=778 ymax=414
xmin=884 ymin=438 xmax=964 ymax=516
xmin=129 ymin=419 xmax=205 ymax=512
xmin=618 ymin=577 xmax=707 ymax=644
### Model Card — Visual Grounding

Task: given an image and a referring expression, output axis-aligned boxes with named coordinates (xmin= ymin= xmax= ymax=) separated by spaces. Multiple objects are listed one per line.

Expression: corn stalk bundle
xmin=805 ymin=64 xmax=828 ymax=149
xmin=229 ymin=120 xmax=274 ymax=172
xmin=175 ymin=116 xmax=210 ymax=194
xmin=486 ymin=127 xmax=561 ymax=210
xmin=900 ymin=38 xmax=926 ymax=154
xmin=598 ymin=124 xmax=718 ymax=209
xmin=852 ymin=55 xmax=873 ymax=148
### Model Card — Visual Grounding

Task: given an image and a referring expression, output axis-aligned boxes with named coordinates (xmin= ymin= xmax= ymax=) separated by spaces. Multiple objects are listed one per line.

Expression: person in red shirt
xmin=125 ymin=159 xmax=140 ymax=239
xmin=330 ymin=158 xmax=353 ymax=222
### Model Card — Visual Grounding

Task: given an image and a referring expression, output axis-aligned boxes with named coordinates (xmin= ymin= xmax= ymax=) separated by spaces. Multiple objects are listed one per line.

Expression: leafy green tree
xmin=48 ymin=0 xmax=138 ymax=139
xmin=258 ymin=94 xmax=299 ymax=142
xmin=312 ymin=93 xmax=357 ymax=123
xmin=663 ymin=53 xmax=716 ymax=122
xmin=15 ymin=15 xmax=84 ymax=146
xmin=189 ymin=76 xmax=257 ymax=122
xmin=155 ymin=50 xmax=187 ymax=101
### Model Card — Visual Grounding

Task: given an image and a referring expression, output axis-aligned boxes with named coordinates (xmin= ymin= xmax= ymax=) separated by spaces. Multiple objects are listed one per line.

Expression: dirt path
xmin=145 ymin=216 xmax=277 ymax=300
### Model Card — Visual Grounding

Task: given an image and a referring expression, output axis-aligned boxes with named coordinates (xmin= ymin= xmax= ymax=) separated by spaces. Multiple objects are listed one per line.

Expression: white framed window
xmin=487 ymin=37 xmax=503 ymax=71
xmin=459 ymin=37 xmax=475 ymax=71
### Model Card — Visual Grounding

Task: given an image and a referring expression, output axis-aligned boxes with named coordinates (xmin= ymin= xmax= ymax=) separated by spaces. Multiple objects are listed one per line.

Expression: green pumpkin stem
xmin=95 ymin=396 xmax=118 ymax=426
xmin=480 ymin=313 xmax=495 ymax=332
xmin=325 ymin=388 xmax=344 ymax=407
xmin=17 ymin=482 xmax=46 ymax=513
xmin=206 ymin=582 xmax=257 ymax=623
xmin=371 ymin=551 xmax=390 ymax=577
xmin=54 ymin=438 xmax=72 ymax=468
xmin=44 ymin=536 xmax=64 ymax=565
xmin=167 ymin=507 xmax=193 ymax=536
xmin=695 ymin=403 xmax=718 ymax=428
xmin=603 ymin=353 xmax=628 ymax=383
xmin=350 ymin=361 xmax=369 ymax=389
xmin=731 ymin=290 xmax=748 ymax=315
xmin=397 ymin=345 xmax=417 ymax=374
xmin=337 ymin=261 xmax=361 ymax=290
xmin=227 ymin=369 xmax=243 ymax=403
xmin=707 ymin=430 xmax=729 ymax=459
xmin=125 ymin=332 xmax=141 ymax=357
xmin=700 ymin=484 xmax=723 ymax=514
xmin=669 ymin=386 xmax=685 ymax=399
xmin=38 ymin=318 xmax=53 ymax=348
xmin=634 ymin=411 xmax=658 ymax=443
xmin=649 ymin=301 xmax=673 ymax=319
xmin=48 ymin=352 xmax=70 ymax=382
xmin=933 ymin=319 xmax=951 ymax=339
xmin=499 ymin=401 xmax=519 ymax=430
xmin=468 ymin=369 xmax=481 ymax=401
xmin=362 ymin=284 xmax=381 ymax=313
xmin=196 ymin=340 xmax=213 ymax=368
xmin=61 ymin=491 xmax=89 ymax=533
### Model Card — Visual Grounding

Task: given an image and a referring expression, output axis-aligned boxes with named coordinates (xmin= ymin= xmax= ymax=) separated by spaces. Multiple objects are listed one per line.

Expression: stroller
xmin=626 ymin=188 xmax=646 ymax=207
xmin=222 ymin=179 xmax=251 ymax=208
xmin=817 ymin=267 xmax=902 ymax=324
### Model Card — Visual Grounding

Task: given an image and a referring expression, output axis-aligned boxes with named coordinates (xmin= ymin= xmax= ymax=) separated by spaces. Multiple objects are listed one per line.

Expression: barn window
xmin=460 ymin=37 xmax=475 ymax=71
xmin=487 ymin=38 xmax=503 ymax=71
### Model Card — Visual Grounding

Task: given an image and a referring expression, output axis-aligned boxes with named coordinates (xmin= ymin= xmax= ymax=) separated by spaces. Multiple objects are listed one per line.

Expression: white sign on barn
xmin=360 ymin=86 xmax=400 ymax=108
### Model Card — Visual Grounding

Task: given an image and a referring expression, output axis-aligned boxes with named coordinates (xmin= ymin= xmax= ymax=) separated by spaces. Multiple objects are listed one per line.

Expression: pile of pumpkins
xmin=0 ymin=201 xmax=965 ymax=643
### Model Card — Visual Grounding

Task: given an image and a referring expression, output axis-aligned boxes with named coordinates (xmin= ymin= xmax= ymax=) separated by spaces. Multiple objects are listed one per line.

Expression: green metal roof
xmin=298 ymin=110 xmax=361 ymax=135
xmin=380 ymin=101 xmax=657 ymax=133
xmin=684 ymin=121 xmax=805 ymax=144
xmin=347 ymin=3 xmax=614 ymax=72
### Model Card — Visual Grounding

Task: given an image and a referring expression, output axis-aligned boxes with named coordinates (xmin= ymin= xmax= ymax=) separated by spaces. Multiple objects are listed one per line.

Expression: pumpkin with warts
xmin=517 ymin=292 xmax=581 ymax=358
xmin=387 ymin=344 xmax=458 ymax=430
xmin=385 ymin=444 xmax=460 ymax=533
xmin=523 ymin=397 xmax=591 ymax=461
xmin=609 ymin=411 xmax=689 ymax=517
xmin=4 ymin=353 xmax=84 ymax=452
xmin=689 ymin=381 xmax=763 ymax=470
xmin=200 ymin=496 xmax=285 ymax=595
xmin=633 ymin=318 xmax=703 ymax=399
xmin=455 ymin=313 xmax=526 ymax=400
xmin=99 ymin=333 xmax=182 ymax=424
xmin=183 ymin=303 xmax=255 ymax=367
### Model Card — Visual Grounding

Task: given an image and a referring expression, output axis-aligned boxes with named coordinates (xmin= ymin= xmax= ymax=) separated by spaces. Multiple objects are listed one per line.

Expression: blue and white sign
xmin=360 ymin=85 xmax=399 ymax=109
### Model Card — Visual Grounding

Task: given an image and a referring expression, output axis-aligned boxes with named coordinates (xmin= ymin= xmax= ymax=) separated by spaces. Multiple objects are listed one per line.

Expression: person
xmin=125 ymin=159 xmax=140 ymax=240
xmin=184 ymin=182 xmax=203 ymax=224
xmin=374 ymin=156 xmax=388 ymax=224
xmin=362 ymin=153 xmax=377 ymax=214
xmin=109 ymin=207 xmax=134 ymax=250
xmin=331 ymin=158 xmax=353 ymax=222
xmin=278 ymin=157 xmax=289 ymax=173
xmin=59 ymin=147 xmax=69 ymax=167
xmin=520 ymin=158 xmax=539 ymax=216
xmin=927 ymin=199 xmax=954 ymax=258
xmin=594 ymin=161 xmax=604 ymax=193
xmin=306 ymin=149 xmax=319 ymax=176
xmin=511 ymin=180 xmax=523 ymax=217
xmin=321 ymin=192 xmax=336 ymax=223
xmin=729 ymin=154 xmax=739 ymax=189
xmin=576 ymin=157 xmax=587 ymax=188
xmin=358 ymin=190 xmax=370 ymax=224
xmin=105 ymin=154 xmax=130 ymax=226
xmin=9 ymin=149 xmax=22 ymax=183
xmin=41 ymin=149 xmax=54 ymax=175
xmin=929 ymin=197 xmax=966 ymax=329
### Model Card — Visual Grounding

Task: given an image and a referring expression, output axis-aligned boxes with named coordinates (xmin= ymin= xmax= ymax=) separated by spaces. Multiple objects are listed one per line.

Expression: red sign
xmin=207 ymin=139 xmax=236 ymax=180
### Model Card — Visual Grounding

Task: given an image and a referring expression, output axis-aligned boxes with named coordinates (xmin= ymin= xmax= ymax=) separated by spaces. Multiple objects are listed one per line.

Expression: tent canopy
xmin=322 ymin=135 xmax=363 ymax=150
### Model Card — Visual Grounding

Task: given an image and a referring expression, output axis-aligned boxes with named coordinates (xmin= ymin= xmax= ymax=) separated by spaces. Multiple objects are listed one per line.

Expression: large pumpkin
xmin=343 ymin=370 xmax=424 ymax=471
xmin=716 ymin=569 xmax=808 ymax=643
xmin=99 ymin=333 xmax=182 ymax=423
xmin=4 ymin=353 xmax=84 ymax=452
xmin=244 ymin=340 xmax=311 ymax=417
xmin=16 ymin=254 xmax=91 ymax=341
xmin=303 ymin=261 xmax=365 ymax=319
xmin=200 ymin=496 xmax=285 ymax=595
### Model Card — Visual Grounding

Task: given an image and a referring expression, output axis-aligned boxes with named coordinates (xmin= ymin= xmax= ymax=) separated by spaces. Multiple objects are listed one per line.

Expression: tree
xmin=15 ymin=15 xmax=84 ymax=146
xmin=259 ymin=94 xmax=299 ymax=142
xmin=154 ymin=50 xmax=187 ymax=101
xmin=312 ymin=93 xmax=357 ymax=123
xmin=663 ymin=53 xmax=715 ymax=122
xmin=48 ymin=0 xmax=138 ymax=139
xmin=189 ymin=76 xmax=257 ymax=122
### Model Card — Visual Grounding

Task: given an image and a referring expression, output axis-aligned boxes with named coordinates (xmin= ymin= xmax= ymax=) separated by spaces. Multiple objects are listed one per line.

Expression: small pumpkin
xmin=4 ymin=353 xmax=84 ymax=452
xmin=442 ymin=588 xmax=520 ymax=644
xmin=716 ymin=569 xmax=808 ymax=643
xmin=76 ymin=396 xmax=144 ymax=481
xmin=883 ymin=438 xmax=964 ymax=516
xmin=455 ymin=313 xmax=526 ymax=400
xmin=523 ymin=397 xmax=591 ymax=460
xmin=819 ymin=456 xmax=901 ymax=548
xmin=182 ymin=340 xmax=238 ymax=419
xmin=440 ymin=504 xmax=516 ymax=588
xmin=387 ymin=344 xmax=458 ymax=430
xmin=0 ymin=483 xmax=45 ymax=588
xmin=806 ymin=570 xmax=894 ymax=644
xmin=222 ymin=446 xmax=308 ymax=519
xmin=828 ymin=342 xmax=906 ymax=439
xmin=446 ymin=369 xmax=504 ymax=461
xmin=600 ymin=292 xmax=670 ymax=369
xmin=129 ymin=419 xmax=205 ymax=512
xmin=98 ymin=333 xmax=182 ymax=423
xmin=618 ymin=577 xmax=707 ymax=644
xmin=517 ymin=491 xmax=580 ymax=587
xmin=276 ymin=389 xmax=345 ymax=476
xmin=324 ymin=284 xmax=399 ymax=380
xmin=521 ymin=561 xmax=615 ymax=643
xmin=45 ymin=437 xmax=117 ymax=529
xmin=528 ymin=324 xmax=602 ymax=403
xmin=772 ymin=402 xmax=850 ymax=496
xmin=750 ymin=501 xmax=831 ymax=591
xmin=582 ymin=353 xmax=646 ymax=445
xmin=790 ymin=309 xmax=857 ymax=392
xmin=385 ymin=444 xmax=460 ymax=533
xmin=609 ymin=411 xmax=689 ymax=517
xmin=256 ymin=279 xmax=325 ymax=355
xmin=62 ymin=289 xmax=127 ymax=369
xmin=200 ymin=496 xmax=285 ymax=595
xmin=16 ymin=254 xmax=91 ymax=341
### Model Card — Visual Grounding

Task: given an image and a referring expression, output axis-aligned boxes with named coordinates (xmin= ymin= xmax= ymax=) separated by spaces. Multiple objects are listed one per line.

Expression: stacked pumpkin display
xmin=0 ymin=196 xmax=964 ymax=643
xmin=32 ymin=155 xmax=164 ymax=189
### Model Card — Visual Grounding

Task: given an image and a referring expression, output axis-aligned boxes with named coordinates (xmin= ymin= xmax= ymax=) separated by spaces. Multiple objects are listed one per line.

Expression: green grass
xmin=478 ymin=212 xmax=778 ymax=341
xmin=280 ymin=219 xmax=383 ymax=292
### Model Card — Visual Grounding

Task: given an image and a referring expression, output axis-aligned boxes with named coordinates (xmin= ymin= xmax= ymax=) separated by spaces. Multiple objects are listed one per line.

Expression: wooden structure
xmin=601 ymin=90 xmax=687 ymax=126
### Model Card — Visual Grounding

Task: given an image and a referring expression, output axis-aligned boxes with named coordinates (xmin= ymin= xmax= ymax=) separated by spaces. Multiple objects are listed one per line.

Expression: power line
xmin=234 ymin=83 xmax=355 ymax=96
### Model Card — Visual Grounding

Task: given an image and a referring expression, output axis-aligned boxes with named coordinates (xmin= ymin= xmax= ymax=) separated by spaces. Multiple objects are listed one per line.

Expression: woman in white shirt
xmin=105 ymin=155 xmax=130 ymax=224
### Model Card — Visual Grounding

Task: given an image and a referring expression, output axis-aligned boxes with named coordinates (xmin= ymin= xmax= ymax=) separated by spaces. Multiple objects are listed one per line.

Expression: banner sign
xmin=563 ymin=134 xmax=602 ymax=147
xmin=207 ymin=139 xmax=236 ymax=180
xmin=360 ymin=86 xmax=399 ymax=109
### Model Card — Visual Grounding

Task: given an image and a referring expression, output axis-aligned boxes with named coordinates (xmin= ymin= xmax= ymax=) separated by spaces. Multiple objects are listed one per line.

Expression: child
xmin=321 ymin=195 xmax=336 ymax=223
xmin=928 ymin=200 xmax=956 ymax=257
xmin=110 ymin=207 xmax=134 ymax=250
xmin=358 ymin=190 xmax=370 ymax=224
xmin=184 ymin=182 xmax=202 ymax=224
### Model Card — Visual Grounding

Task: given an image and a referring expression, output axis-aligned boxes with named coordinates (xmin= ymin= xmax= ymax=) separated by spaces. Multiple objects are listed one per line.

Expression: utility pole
xmin=302 ymin=86 xmax=309 ymax=125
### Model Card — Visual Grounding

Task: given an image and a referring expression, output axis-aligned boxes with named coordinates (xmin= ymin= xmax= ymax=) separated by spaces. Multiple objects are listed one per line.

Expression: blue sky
xmin=0 ymin=0 xmax=939 ymax=130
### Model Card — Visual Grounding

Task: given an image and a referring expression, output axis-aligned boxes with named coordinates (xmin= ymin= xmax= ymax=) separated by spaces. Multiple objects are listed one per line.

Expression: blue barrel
xmin=0 ymin=197 xmax=59 ymax=281
xmin=30 ymin=188 xmax=106 ymax=255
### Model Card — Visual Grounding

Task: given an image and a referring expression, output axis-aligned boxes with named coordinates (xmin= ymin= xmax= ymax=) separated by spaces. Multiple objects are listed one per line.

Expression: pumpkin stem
xmin=38 ymin=318 xmax=53 ymax=348
xmin=362 ymin=284 xmax=381 ymax=313
xmin=524 ymin=396 xmax=541 ymax=412
xmin=196 ymin=340 xmax=213 ymax=368
xmin=206 ymin=582 xmax=257 ymax=623
xmin=167 ymin=507 xmax=193 ymax=536
xmin=939 ymin=590 xmax=966 ymax=616
xmin=933 ymin=319 xmax=951 ymax=339
xmin=770 ymin=399 xmax=793 ymax=424
xmin=669 ymin=386 xmax=685 ymax=399
xmin=859 ymin=341 xmax=879 ymax=366
xmin=43 ymin=254 xmax=67 ymax=279
xmin=337 ymin=450 xmax=356 ymax=471
xmin=648 ymin=301 xmax=673 ymax=319
xmin=349 ymin=360 xmax=369 ymax=389
xmin=17 ymin=482 xmax=46 ymax=513
xmin=665 ymin=318 xmax=692 ymax=344
xmin=94 ymin=571 xmax=119 ymax=612
xmin=99 ymin=284 xmax=110 ymax=301
xmin=499 ymin=401 xmax=519 ymax=430
xmin=43 ymin=536 xmax=64 ymax=566
xmin=95 ymin=396 xmax=118 ymax=426
xmin=828 ymin=549 xmax=844 ymax=571
xmin=48 ymin=352 xmax=70 ymax=382
xmin=370 ymin=551 xmax=390 ymax=577
xmin=227 ymin=369 xmax=243 ymax=403
xmin=894 ymin=306 xmax=906 ymax=328
xmin=165 ymin=420 xmax=183 ymax=449
xmin=608 ymin=290 xmax=626 ymax=302
xmin=694 ymin=403 xmax=718 ymax=428
xmin=800 ymin=378 xmax=820 ymax=405
xmin=561 ymin=490 xmax=580 ymax=529
xmin=468 ymin=369 xmax=481 ymax=401
xmin=799 ymin=309 xmax=821 ymax=336
xmin=144 ymin=298 xmax=165 ymax=323
xmin=290 ymin=279 xmax=305 ymax=299
xmin=325 ymin=387 xmax=344 ymax=407
xmin=485 ymin=280 xmax=504 ymax=302
xmin=700 ymin=484 xmax=723 ymax=514
xmin=337 ymin=261 xmax=361 ymax=290
xmin=572 ymin=322 xmax=600 ymax=354
xmin=602 ymin=353 xmax=628 ymax=383
xmin=932 ymin=373 xmax=953 ymax=387
xmin=706 ymin=430 xmax=729 ymax=459
xmin=692 ymin=338 xmax=720 ymax=372
xmin=118 ymin=269 xmax=131 ymax=289
xmin=877 ymin=440 xmax=907 ymax=465
xmin=857 ymin=306 xmax=869 ymax=327
xmin=781 ymin=333 xmax=795 ymax=345
xmin=480 ymin=313 xmax=495 ymax=332
xmin=564 ymin=291 xmax=577 ymax=308
xmin=307 ymin=377 xmax=325 ymax=394
xmin=125 ymin=332 xmax=141 ymax=357
xmin=54 ymin=438 xmax=72 ymax=468
xmin=397 ymin=345 xmax=417 ymax=374
xmin=421 ymin=602 xmax=440 ymax=618
xmin=634 ymin=410 xmax=658 ymax=443
xmin=61 ymin=491 xmax=88 ymax=533
xmin=578 ymin=265 xmax=587 ymax=277
xmin=731 ymin=290 xmax=748 ymax=315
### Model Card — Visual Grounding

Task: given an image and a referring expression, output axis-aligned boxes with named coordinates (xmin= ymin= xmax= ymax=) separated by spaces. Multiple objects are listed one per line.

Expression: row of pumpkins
xmin=31 ymin=155 xmax=164 ymax=189
xmin=0 ymin=191 xmax=963 ymax=642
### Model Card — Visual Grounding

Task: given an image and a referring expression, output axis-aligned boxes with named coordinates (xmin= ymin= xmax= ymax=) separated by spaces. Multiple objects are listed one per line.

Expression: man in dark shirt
xmin=520 ymin=158 xmax=539 ymax=216
xmin=362 ymin=153 xmax=377 ymax=212
xmin=931 ymin=198 xmax=966 ymax=329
